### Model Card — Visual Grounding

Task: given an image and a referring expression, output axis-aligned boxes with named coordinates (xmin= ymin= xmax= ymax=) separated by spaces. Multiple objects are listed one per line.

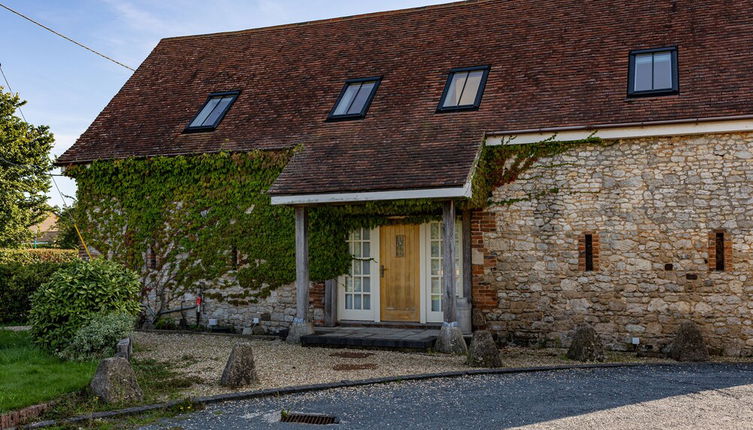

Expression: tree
xmin=54 ymin=204 xmax=80 ymax=249
xmin=0 ymin=87 xmax=54 ymax=248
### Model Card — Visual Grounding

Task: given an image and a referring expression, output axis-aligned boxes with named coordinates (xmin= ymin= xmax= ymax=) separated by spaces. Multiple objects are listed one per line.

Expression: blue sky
xmin=0 ymin=0 xmax=450 ymax=208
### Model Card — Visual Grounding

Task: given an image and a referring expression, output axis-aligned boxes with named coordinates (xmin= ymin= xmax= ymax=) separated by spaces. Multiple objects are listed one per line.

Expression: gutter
xmin=486 ymin=114 xmax=753 ymax=136
xmin=485 ymin=114 xmax=753 ymax=146
xmin=270 ymin=180 xmax=473 ymax=205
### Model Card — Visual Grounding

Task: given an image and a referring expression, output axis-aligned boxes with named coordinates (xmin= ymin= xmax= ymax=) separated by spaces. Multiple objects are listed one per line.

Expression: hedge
xmin=0 ymin=248 xmax=79 ymax=265
xmin=0 ymin=262 xmax=71 ymax=324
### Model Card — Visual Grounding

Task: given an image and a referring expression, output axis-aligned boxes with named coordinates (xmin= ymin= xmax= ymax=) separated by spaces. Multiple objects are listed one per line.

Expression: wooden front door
xmin=379 ymin=224 xmax=420 ymax=322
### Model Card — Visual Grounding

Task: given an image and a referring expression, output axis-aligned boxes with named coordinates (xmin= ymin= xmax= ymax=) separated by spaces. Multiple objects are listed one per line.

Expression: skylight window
xmin=184 ymin=91 xmax=239 ymax=132
xmin=628 ymin=47 xmax=678 ymax=97
xmin=327 ymin=77 xmax=381 ymax=121
xmin=437 ymin=66 xmax=490 ymax=112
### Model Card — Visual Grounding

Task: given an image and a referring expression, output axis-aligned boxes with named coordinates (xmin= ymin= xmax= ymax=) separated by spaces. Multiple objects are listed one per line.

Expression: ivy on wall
xmin=67 ymin=135 xmax=602 ymax=318
xmin=469 ymin=135 xmax=603 ymax=207
xmin=68 ymin=151 xmax=336 ymax=318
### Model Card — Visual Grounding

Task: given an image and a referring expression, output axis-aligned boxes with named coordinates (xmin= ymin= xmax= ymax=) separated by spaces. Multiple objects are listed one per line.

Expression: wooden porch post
xmin=442 ymin=200 xmax=457 ymax=323
xmin=288 ymin=205 xmax=314 ymax=343
xmin=324 ymin=279 xmax=337 ymax=327
xmin=436 ymin=199 xmax=467 ymax=354
xmin=295 ymin=206 xmax=309 ymax=322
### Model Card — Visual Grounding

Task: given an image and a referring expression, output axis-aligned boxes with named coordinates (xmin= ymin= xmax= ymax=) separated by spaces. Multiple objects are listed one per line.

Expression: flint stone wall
xmin=473 ymin=132 xmax=753 ymax=356
xmin=172 ymin=281 xmax=324 ymax=334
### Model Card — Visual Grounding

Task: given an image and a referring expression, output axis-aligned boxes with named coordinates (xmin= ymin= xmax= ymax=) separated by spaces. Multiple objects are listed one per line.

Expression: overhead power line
xmin=0 ymin=61 xmax=75 ymax=205
xmin=0 ymin=2 xmax=135 ymax=71
xmin=0 ymin=59 xmax=90 ymax=256
xmin=0 ymin=63 xmax=26 ymax=121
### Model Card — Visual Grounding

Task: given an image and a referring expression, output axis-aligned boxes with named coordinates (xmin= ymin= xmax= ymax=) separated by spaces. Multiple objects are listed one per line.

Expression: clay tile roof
xmin=58 ymin=0 xmax=753 ymax=196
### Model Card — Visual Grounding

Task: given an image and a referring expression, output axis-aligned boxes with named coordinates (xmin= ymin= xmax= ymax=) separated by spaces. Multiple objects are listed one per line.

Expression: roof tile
xmin=58 ymin=0 xmax=753 ymax=195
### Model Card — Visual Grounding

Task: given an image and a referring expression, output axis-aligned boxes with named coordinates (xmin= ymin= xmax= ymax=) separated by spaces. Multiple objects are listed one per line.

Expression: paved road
xmin=142 ymin=363 xmax=753 ymax=429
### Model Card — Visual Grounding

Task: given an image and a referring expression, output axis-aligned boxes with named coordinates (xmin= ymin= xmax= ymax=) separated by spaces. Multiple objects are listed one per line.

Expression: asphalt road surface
xmin=141 ymin=363 xmax=753 ymax=429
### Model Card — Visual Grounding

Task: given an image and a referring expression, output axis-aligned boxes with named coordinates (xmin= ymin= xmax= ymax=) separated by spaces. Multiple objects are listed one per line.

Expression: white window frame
xmin=338 ymin=227 xmax=380 ymax=322
xmin=421 ymin=221 xmax=463 ymax=323
xmin=337 ymin=222 xmax=462 ymax=324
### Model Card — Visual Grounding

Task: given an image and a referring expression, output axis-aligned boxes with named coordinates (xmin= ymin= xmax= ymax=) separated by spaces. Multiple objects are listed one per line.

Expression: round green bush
xmin=29 ymin=258 xmax=142 ymax=353
xmin=59 ymin=312 xmax=136 ymax=361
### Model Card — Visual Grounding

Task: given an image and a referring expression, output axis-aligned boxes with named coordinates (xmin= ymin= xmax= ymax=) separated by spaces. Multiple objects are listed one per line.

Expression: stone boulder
xmin=435 ymin=323 xmax=468 ymax=355
xmin=566 ymin=325 xmax=605 ymax=362
xmin=220 ymin=342 xmax=258 ymax=388
xmin=472 ymin=309 xmax=487 ymax=330
xmin=286 ymin=321 xmax=314 ymax=344
xmin=115 ymin=337 xmax=132 ymax=361
xmin=90 ymin=357 xmax=143 ymax=404
xmin=467 ymin=330 xmax=502 ymax=367
xmin=668 ymin=321 xmax=709 ymax=362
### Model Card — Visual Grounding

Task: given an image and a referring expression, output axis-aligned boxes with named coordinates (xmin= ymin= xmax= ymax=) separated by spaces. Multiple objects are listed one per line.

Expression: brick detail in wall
xmin=470 ymin=209 xmax=498 ymax=312
xmin=708 ymin=230 xmax=733 ymax=272
xmin=1 ymin=401 xmax=54 ymax=429
xmin=578 ymin=232 xmax=600 ymax=271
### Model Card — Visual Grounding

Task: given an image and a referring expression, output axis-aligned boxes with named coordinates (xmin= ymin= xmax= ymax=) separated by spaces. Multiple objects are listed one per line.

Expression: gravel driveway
xmin=133 ymin=331 xmax=467 ymax=397
xmin=133 ymin=331 xmax=669 ymax=399
xmin=140 ymin=363 xmax=753 ymax=429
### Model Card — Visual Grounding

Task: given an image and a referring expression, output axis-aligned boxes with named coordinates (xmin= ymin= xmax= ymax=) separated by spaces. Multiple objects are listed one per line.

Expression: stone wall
xmin=473 ymin=132 xmax=753 ymax=356
xmin=175 ymin=281 xmax=324 ymax=334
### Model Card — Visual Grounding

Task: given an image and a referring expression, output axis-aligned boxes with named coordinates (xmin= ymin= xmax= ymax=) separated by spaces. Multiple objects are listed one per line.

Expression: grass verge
xmin=0 ymin=329 xmax=96 ymax=413
xmin=39 ymin=358 xmax=200 ymax=428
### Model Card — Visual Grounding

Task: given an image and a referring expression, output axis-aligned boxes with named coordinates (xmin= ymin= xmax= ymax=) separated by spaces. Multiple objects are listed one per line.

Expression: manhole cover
xmin=332 ymin=363 xmax=378 ymax=371
xmin=329 ymin=352 xmax=375 ymax=359
xmin=280 ymin=411 xmax=339 ymax=425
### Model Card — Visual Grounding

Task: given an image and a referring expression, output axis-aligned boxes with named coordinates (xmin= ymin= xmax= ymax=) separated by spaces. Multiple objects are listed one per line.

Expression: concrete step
xmin=300 ymin=328 xmax=439 ymax=351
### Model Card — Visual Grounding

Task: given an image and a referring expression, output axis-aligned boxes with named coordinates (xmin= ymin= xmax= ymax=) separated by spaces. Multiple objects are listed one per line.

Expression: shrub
xmin=0 ymin=248 xmax=79 ymax=265
xmin=154 ymin=317 xmax=177 ymax=330
xmin=0 ymin=262 xmax=70 ymax=324
xmin=29 ymin=258 xmax=142 ymax=353
xmin=59 ymin=312 xmax=136 ymax=361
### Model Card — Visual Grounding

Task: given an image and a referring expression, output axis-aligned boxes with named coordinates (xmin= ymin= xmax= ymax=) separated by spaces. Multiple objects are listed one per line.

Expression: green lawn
xmin=0 ymin=330 xmax=97 ymax=412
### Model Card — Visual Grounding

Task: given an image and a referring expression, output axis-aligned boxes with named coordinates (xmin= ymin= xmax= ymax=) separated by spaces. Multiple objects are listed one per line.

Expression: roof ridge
xmin=161 ymin=0 xmax=493 ymax=41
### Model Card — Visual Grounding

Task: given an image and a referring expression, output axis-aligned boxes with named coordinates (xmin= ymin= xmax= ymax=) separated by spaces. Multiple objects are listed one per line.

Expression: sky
xmin=0 ymin=0 xmax=451 ymax=208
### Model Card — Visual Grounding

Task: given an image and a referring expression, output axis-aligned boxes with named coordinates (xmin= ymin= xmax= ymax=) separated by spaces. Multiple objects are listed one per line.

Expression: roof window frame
xmin=327 ymin=77 xmax=382 ymax=122
xmin=627 ymin=46 xmax=679 ymax=97
xmin=436 ymin=65 xmax=490 ymax=113
xmin=184 ymin=90 xmax=240 ymax=133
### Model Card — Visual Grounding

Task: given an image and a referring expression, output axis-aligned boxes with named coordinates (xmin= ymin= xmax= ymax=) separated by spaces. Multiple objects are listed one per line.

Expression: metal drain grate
xmin=280 ymin=411 xmax=339 ymax=425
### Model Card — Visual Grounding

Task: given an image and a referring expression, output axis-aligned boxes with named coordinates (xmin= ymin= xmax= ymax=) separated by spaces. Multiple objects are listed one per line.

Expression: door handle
xmin=380 ymin=265 xmax=385 ymax=278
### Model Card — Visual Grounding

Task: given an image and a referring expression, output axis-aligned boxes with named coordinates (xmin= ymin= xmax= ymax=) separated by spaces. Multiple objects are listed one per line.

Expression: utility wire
xmin=0 ymin=2 xmax=135 ymax=71
xmin=0 ymin=62 xmax=26 ymax=121
xmin=0 ymin=58 xmax=91 ymax=256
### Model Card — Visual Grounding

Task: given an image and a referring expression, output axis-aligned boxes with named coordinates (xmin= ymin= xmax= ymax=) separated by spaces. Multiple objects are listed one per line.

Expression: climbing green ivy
xmin=468 ymin=135 xmax=603 ymax=207
xmin=67 ymin=152 xmax=450 ymax=317
xmin=67 ymin=136 xmax=601 ymax=317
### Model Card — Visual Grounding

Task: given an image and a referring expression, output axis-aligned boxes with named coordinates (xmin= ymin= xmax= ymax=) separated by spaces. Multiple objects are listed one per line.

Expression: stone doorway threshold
xmin=338 ymin=320 xmax=443 ymax=329
xmin=300 ymin=327 xmax=440 ymax=350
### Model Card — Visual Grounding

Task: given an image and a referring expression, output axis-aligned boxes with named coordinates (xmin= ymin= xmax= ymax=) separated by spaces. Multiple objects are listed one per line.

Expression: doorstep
xmin=337 ymin=320 xmax=443 ymax=330
xmin=300 ymin=327 xmax=440 ymax=351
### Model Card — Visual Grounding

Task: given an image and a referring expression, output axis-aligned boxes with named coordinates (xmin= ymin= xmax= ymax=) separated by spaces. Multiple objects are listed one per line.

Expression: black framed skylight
xmin=627 ymin=47 xmax=678 ymax=97
xmin=437 ymin=66 xmax=490 ymax=112
xmin=327 ymin=77 xmax=381 ymax=121
xmin=184 ymin=91 xmax=239 ymax=132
